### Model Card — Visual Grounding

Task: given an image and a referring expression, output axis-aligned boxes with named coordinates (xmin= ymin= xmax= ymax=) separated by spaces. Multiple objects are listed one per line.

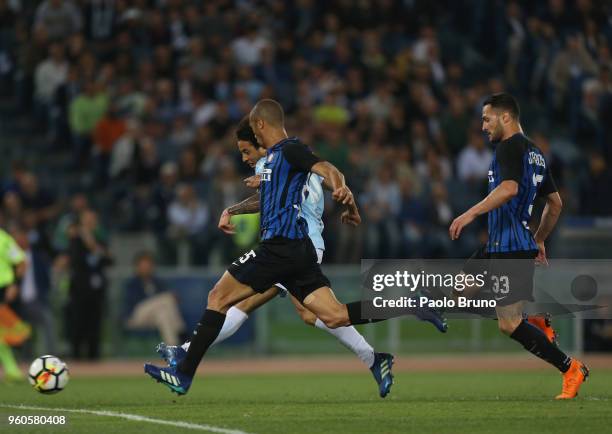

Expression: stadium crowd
xmin=0 ymin=0 xmax=610 ymax=272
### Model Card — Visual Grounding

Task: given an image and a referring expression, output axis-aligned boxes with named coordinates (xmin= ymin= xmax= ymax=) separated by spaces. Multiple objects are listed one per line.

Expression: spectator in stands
xmin=427 ymin=181 xmax=454 ymax=256
xmin=52 ymin=192 xmax=89 ymax=252
xmin=365 ymin=83 xmax=394 ymax=121
xmin=133 ymin=137 xmax=161 ymax=188
xmin=109 ymin=118 xmax=142 ymax=181
xmin=549 ymin=33 xmax=599 ymax=110
xmin=440 ymin=92 xmax=471 ymax=156
xmin=313 ymin=93 xmax=350 ymax=126
xmin=1 ymin=160 xmax=28 ymax=195
xmin=124 ymin=251 xmax=185 ymax=345
xmin=69 ymin=79 xmax=109 ymax=168
xmin=153 ymin=78 xmax=179 ymax=123
xmin=361 ymin=164 xmax=402 ymax=258
xmin=457 ymin=130 xmax=493 ymax=182
xmin=235 ymin=65 xmax=265 ymax=103
xmin=581 ymin=152 xmax=612 ymax=216
xmin=16 ymin=172 xmax=60 ymax=228
xmin=231 ymin=24 xmax=269 ymax=67
xmin=34 ymin=0 xmax=83 ymax=41
xmin=1 ymin=192 xmax=22 ymax=228
xmin=576 ymin=65 xmax=611 ymax=147
xmin=34 ymin=42 xmax=68 ymax=125
xmin=191 ymin=89 xmax=218 ymax=127
xmin=167 ymin=116 xmax=194 ymax=153
xmin=316 ymin=126 xmax=350 ymax=174
xmin=50 ymin=64 xmax=80 ymax=148
xmin=148 ymin=162 xmax=178 ymax=232
xmin=398 ymin=177 xmax=428 ymax=257
xmin=115 ymin=78 xmax=146 ymax=118
xmin=66 ymin=209 xmax=111 ymax=360
xmin=177 ymin=148 xmax=201 ymax=183
xmin=21 ymin=208 xmax=54 ymax=257
xmin=416 ymin=148 xmax=452 ymax=182
xmin=166 ymin=183 xmax=210 ymax=265
xmin=93 ymin=103 xmax=127 ymax=188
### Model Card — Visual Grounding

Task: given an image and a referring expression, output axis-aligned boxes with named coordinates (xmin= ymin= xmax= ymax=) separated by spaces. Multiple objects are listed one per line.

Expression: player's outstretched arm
xmin=227 ymin=193 xmax=260 ymax=215
xmin=311 ymin=161 xmax=361 ymax=226
xmin=534 ymin=191 xmax=563 ymax=265
xmin=218 ymin=194 xmax=261 ymax=234
xmin=449 ymin=180 xmax=518 ymax=240
xmin=311 ymin=161 xmax=354 ymax=205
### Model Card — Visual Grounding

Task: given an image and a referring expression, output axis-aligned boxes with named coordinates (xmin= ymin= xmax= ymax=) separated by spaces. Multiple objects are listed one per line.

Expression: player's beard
xmin=489 ymin=122 xmax=504 ymax=143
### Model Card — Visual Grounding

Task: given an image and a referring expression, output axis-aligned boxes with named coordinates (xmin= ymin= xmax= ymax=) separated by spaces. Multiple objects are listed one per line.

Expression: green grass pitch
xmin=1 ymin=370 xmax=611 ymax=434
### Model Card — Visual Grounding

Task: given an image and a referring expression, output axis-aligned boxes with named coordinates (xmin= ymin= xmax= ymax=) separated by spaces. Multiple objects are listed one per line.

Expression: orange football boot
xmin=556 ymin=359 xmax=589 ymax=400
xmin=527 ymin=313 xmax=557 ymax=344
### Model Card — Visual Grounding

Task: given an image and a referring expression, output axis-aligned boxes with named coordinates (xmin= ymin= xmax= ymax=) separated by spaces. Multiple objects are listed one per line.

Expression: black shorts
xmin=462 ymin=246 xmax=538 ymax=306
xmin=227 ymin=237 xmax=330 ymax=302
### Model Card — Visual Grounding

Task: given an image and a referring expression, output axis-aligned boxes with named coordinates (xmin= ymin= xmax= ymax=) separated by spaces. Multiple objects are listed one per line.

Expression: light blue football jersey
xmin=255 ymin=158 xmax=325 ymax=251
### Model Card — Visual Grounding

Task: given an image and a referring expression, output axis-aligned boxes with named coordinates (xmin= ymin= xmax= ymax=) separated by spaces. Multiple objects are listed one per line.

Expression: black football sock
xmin=510 ymin=320 xmax=572 ymax=373
xmin=178 ymin=309 xmax=226 ymax=377
xmin=346 ymin=301 xmax=386 ymax=325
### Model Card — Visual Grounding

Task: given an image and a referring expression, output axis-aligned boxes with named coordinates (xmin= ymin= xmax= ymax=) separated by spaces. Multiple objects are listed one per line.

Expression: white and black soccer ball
xmin=28 ymin=355 xmax=69 ymax=394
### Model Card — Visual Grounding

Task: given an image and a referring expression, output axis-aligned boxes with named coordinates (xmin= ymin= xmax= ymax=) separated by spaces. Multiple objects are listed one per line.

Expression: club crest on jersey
xmin=267 ymin=152 xmax=275 ymax=162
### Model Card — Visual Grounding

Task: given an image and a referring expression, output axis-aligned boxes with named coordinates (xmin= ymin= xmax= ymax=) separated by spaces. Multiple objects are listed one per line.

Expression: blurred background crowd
xmin=0 ymin=0 xmax=610 ymax=360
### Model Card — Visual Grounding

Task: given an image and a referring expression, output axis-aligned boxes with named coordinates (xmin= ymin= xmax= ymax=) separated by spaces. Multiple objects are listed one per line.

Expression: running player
xmin=449 ymin=92 xmax=588 ymax=399
xmin=144 ymin=99 xmax=420 ymax=395
xmin=156 ymin=116 xmax=399 ymax=398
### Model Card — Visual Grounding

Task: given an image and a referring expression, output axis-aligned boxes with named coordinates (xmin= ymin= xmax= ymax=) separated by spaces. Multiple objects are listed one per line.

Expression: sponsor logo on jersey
xmin=261 ymin=168 xmax=272 ymax=182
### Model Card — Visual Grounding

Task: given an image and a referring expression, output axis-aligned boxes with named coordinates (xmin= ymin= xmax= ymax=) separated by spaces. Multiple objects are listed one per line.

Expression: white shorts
xmin=276 ymin=248 xmax=324 ymax=296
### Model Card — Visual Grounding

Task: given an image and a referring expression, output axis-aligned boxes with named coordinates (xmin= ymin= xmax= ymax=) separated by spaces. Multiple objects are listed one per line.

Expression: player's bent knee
xmin=299 ymin=309 xmax=317 ymax=326
xmin=319 ymin=310 xmax=348 ymax=329
xmin=206 ymin=286 xmax=221 ymax=309
xmin=207 ymin=285 xmax=232 ymax=312
xmin=292 ymin=301 xmax=317 ymax=326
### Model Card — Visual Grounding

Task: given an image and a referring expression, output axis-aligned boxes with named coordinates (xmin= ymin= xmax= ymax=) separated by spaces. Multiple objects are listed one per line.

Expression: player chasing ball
xmin=448 ymin=92 xmax=588 ymax=400
xmin=144 ymin=99 xmax=394 ymax=395
xmin=152 ymin=114 xmax=447 ymax=397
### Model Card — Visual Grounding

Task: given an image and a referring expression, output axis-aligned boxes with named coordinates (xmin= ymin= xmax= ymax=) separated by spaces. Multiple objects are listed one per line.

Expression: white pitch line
xmin=0 ymin=404 xmax=253 ymax=434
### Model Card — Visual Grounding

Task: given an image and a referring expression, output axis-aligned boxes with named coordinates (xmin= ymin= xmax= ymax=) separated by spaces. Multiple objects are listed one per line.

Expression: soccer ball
xmin=28 ymin=355 xmax=69 ymax=394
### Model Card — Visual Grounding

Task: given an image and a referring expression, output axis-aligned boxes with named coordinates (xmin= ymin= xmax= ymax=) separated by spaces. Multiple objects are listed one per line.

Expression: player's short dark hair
xmin=483 ymin=93 xmax=520 ymax=120
xmin=250 ymin=99 xmax=284 ymax=128
xmin=236 ymin=116 xmax=260 ymax=148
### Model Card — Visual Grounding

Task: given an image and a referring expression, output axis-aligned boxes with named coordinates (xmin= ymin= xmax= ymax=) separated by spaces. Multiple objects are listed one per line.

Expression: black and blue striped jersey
xmin=259 ymin=137 xmax=321 ymax=241
xmin=486 ymin=133 xmax=557 ymax=253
